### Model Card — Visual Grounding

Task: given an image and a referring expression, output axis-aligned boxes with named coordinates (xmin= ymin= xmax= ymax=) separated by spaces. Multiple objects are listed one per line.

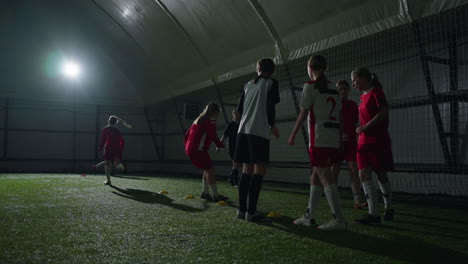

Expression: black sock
xmin=247 ymin=174 xmax=263 ymax=215
xmin=232 ymin=169 xmax=239 ymax=185
xmin=238 ymin=174 xmax=251 ymax=212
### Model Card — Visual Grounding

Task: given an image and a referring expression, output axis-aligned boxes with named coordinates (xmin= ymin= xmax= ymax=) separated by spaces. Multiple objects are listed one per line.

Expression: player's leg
xmin=245 ymin=163 xmax=268 ymax=222
xmin=316 ymin=166 xmax=346 ymax=230
xmin=349 ymin=161 xmax=366 ymax=209
xmin=237 ymin=163 xmax=253 ymax=219
xmin=200 ymin=171 xmax=212 ymax=201
xmin=376 ymin=171 xmax=393 ymax=221
xmin=294 ymin=169 xmax=321 ymax=227
xmin=104 ymin=160 xmax=112 ymax=185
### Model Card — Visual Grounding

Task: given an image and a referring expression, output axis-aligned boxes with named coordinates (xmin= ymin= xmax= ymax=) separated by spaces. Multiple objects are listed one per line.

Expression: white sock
xmin=362 ymin=180 xmax=378 ymax=216
xmin=209 ymin=184 xmax=219 ymax=197
xmin=95 ymin=161 xmax=106 ymax=169
xmin=306 ymin=185 xmax=322 ymax=218
xmin=378 ymin=180 xmax=392 ymax=209
xmin=324 ymin=184 xmax=343 ymax=222
xmin=105 ymin=165 xmax=111 ymax=181
xmin=202 ymin=177 xmax=209 ymax=194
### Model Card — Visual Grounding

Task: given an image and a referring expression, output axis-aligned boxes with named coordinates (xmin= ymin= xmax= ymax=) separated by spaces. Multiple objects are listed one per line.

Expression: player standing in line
xmin=351 ymin=67 xmax=394 ymax=224
xmin=98 ymin=115 xmax=131 ymax=185
xmin=331 ymin=80 xmax=367 ymax=209
xmin=185 ymin=102 xmax=229 ymax=202
xmin=218 ymin=109 xmax=241 ymax=188
xmin=234 ymin=58 xmax=280 ymax=222
xmin=288 ymin=55 xmax=347 ymax=230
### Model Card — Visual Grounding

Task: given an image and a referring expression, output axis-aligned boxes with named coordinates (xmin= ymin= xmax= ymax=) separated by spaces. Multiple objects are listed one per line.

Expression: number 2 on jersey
xmin=327 ymin=97 xmax=337 ymax=121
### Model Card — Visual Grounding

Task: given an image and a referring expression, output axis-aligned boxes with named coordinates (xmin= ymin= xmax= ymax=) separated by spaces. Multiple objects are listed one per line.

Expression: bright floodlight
xmin=62 ymin=61 xmax=81 ymax=79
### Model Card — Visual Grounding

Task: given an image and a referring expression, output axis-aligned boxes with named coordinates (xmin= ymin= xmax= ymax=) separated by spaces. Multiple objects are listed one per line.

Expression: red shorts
xmin=103 ymin=150 xmax=122 ymax=161
xmin=357 ymin=143 xmax=394 ymax=171
xmin=336 ymin=141 xmax=357 ymax=163
xmin=309 ymin=147 xmax=339 ymax=168
xmin=187 ymin=150 xmax=213 ymax=170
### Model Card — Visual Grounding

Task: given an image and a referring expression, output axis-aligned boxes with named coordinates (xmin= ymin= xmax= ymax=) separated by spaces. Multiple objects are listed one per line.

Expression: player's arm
xmin=267 ymin=79 xmax=280 ymax=138
xmin=288 ymin=107 xmax=308 ymax=146
xmin=236 ymin=91 xmax=245 ymax=116
xmin=289 ymin=83 xmax=312 ymax=146
xmin=207 ymin=121 xmax=224 ymax=148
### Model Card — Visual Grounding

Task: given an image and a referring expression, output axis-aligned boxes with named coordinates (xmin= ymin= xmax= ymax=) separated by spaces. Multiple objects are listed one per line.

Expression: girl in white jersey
xmin=288 ymin=55 xmax=346 ymax=230
xmin=234 ymin=58 xmax=280 ymax=222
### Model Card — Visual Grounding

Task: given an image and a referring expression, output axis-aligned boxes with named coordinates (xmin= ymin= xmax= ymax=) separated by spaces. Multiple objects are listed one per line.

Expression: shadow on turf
xmin=110 ymin=175 xmax=149 ymax=180
xmin=110 ymin=186 xmax=205 ymax=212
xmin=396 ymin=212 xmax=468 ymax=225
xmin=255 ymin=215 xmax=467 ymax=263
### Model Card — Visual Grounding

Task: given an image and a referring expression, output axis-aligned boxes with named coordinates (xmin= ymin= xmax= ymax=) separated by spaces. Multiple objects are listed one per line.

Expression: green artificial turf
xmin=0 ymin=173 xmax=467 ymax=263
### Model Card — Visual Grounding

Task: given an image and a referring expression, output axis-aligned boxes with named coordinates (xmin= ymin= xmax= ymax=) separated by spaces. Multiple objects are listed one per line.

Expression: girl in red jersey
xmin=288 ymin=55 xmax=346 ymax=230
xmin=98 ymin=115 xmax=131 ymax=185
xmin=331 ymin=80 xmax=367 ymax=209
xmin=351 ymin=68 xmax=394 ymax=224
xmin=185 ymin=102 xmax=228 ymax=202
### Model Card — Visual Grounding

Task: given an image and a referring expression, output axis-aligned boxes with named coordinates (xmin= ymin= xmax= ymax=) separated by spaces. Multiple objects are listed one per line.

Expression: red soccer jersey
xmin=184 ymin=119 xmax=224 ymax=155
xmin=341 ymin=99 xmax=359 ymax=142
xmin=98 ymin=126 xmax=124 ymax=153
xmin=358 ymin=86 xmax=390 ymax=145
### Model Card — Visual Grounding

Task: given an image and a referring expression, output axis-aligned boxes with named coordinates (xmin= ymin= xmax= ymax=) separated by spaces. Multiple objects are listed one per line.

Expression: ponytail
xmin=314 ymin=72 xmax=328 ymax=91
xmin=370 ymin=73 xmax=383 ymax=88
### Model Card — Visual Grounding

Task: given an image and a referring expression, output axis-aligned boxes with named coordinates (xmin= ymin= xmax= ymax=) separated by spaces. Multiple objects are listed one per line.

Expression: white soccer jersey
xmin=237 ymin=77 xmax=280 ymax=139
xmin=300 ymin=81 xmax=341 ymax=148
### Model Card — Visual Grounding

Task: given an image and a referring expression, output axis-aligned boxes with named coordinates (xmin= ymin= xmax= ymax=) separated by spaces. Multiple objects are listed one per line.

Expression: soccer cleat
xmin=213 ymin=194 xmax=229 ymax=202
xmin=104 ymin=180 xmax=111 ymax=185
xmin=355 ymin=214 xmax=381 ymax=224
xmin=200 ymin=192 xmax=213 ymax=201
xmin=293 ymin=214 xmax=316 ymax=227
xmin=236 ymin=211 xmax=246 ymax=220
xmin=383 ymin=208 xmax=394 ymax=221
xmin=318 ymin=219 xmax=347 ymax=231
xmin=354 ymin=202 xmax=368 ymax=210
xmin=245 ymin=213 xmax=272 ymax=222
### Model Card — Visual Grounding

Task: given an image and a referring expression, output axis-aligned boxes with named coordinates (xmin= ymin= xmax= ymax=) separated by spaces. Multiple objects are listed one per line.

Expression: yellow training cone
xmin=266 ymin=211 xmax=282 ymax=218
xmin=159 ymin=190 xmax=168 ymax=194
xmin=184 ymin=195 xmax=195 ymax=199
xmin=216 ymin=200 xmax=229 ymax=206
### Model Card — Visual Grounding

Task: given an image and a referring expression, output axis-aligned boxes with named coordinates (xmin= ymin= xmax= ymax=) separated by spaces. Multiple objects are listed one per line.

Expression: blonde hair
xmin=194 ymin=102 xmax=221 ymax=124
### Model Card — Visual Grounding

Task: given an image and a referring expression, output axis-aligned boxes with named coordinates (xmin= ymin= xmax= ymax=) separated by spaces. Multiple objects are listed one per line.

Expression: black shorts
xmin=234 ymin=133 xmax=270 ymax=164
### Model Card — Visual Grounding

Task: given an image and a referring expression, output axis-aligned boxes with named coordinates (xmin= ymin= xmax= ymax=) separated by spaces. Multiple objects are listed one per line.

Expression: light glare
xmin=62 ymin=61 xmax=80 ymax=79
